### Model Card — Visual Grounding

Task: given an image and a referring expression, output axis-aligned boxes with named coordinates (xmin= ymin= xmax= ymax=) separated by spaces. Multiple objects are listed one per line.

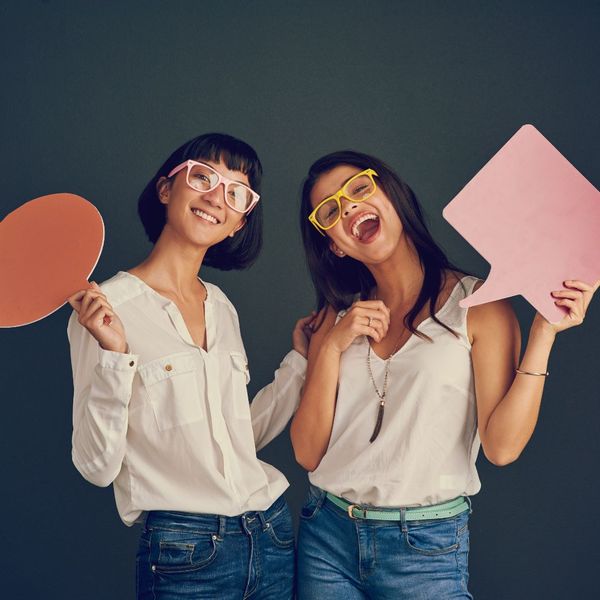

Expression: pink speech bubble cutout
xmin=0 ymin=193 xmax=104 ymax=327
xmin=443 ymin=124 xmax=600 ymax=323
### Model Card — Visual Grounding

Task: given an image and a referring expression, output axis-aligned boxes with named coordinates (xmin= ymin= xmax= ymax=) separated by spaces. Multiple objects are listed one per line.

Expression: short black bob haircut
xmin=299 ymin=150 xmax=472 ymax=341
xmin=138 ymin=133 xmax=263 ymax=270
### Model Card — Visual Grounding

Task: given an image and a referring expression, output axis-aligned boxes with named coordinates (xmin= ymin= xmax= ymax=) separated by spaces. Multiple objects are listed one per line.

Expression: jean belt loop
xmin=258 ymin=509 xmax=268 ymax=530
xmin=465 ymin=495 xmax=473 ymax=515
xmin=217 ymin=516 xmax=226 ymax=540
xmin=400 ymin=507 xmax=408 ymax=532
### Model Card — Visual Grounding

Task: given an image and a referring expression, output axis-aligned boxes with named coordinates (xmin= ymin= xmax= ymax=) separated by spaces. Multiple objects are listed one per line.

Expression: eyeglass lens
xmin=315 ymin=174 xmax=375 ymax=227
xmin=188 ymin=163 xmax=254 ymax=212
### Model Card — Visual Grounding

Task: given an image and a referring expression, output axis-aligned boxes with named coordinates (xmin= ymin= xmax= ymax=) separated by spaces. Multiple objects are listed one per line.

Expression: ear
xmin=156 ymin=177 xmax=171 ymax=205
xmin=229 ymin=217 xmax=247 ymax=238
xmin=329 ymin=241 xmax=345 ymax=257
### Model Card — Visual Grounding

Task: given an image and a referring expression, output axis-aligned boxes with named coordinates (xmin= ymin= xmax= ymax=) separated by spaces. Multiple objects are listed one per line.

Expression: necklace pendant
xmin=369 ymin=400 xmax=385 ymax=443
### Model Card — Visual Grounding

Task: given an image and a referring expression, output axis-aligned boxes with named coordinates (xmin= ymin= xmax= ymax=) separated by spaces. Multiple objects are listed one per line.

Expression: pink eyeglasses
xmin=168 ymin=160 xmax=260 ymax=213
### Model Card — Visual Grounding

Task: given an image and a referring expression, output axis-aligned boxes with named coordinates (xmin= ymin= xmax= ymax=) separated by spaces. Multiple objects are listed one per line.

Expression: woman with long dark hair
xmin=66 ymin=133 xmax=312 ymax=599
xmin=291 ymin=150 xmax=598 ymax=599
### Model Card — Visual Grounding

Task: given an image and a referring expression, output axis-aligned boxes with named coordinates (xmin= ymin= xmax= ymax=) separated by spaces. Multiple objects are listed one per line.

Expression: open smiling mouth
xmin=191 ymin=207 xmax=220 ymax=225
xmin=351 ymin=213 xmax=380 ymax=242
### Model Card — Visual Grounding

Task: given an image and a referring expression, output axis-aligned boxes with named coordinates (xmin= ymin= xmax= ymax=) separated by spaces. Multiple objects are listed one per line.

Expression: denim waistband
xmin=144 ymin=493 xmax=288 ymax=536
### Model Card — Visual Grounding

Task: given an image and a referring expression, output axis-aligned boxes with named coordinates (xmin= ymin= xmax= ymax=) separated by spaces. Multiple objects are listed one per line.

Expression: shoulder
xmin=466 ymin=285 xmax=519 ymax=345
xmin=96 ymin=271 xmax=145 ymax=308
xmin=202 ymin=280 xmax=239 ymax=318
xmin=438 ymin=270 xmax=482 ymax=313
xmin=444 ymin=270 xmax=482 ymax=292
xmin=66 ymin=271 xmax=140 ymax=335
xmin=441 ymin=270 xmax=516 ymax=343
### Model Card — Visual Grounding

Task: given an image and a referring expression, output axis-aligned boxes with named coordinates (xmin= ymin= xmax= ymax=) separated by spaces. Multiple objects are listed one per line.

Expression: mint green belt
xmin=325 ymin=493 xmax=470 ymax=521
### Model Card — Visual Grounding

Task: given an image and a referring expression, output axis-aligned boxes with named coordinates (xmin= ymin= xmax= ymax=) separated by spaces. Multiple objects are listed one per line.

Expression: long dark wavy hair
xmin=299 ymin=150 xmax=473 ymax=341
xmin=137 ymin=133 xmax=263 ymax=270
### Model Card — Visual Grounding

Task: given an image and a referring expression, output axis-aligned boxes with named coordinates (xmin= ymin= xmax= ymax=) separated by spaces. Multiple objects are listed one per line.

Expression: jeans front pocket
xmin=138 ymin=351 xmax=203 ymax=431
xmin=299 ymin=485 xmax=326 ymax=521
xmin=151 ymin=530 xmax=219 ymax=574
xmin=265 ymin=504 xmax=296 ymax=548
xmin=403 ymin=516 xmax=460 ymax=556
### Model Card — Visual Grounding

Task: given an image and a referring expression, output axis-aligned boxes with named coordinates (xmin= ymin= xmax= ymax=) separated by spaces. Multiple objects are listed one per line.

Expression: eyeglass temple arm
xmin=166 ymin=162 xmax=191 ymax=178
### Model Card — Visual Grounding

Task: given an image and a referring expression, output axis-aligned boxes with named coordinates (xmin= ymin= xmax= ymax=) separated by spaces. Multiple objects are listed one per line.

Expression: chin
xmin=355 ymin=238 xmax=399 ymax=264
xmin=184 ymin=230 xmax=222 ymax=249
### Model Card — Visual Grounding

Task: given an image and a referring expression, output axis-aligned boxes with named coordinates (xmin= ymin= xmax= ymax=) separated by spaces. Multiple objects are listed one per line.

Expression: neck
xmin=129 ymin=226 xmax=208 ymax=300
xmin=366 ymin=234 xmax=425 ymax=311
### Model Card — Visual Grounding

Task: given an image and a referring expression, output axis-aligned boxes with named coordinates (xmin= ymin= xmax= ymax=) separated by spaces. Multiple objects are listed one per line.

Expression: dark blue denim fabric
xmin=137 ymin=494 xmax=295 ymax=599
xmin=297 ymin=484 xmax=473 ymax=599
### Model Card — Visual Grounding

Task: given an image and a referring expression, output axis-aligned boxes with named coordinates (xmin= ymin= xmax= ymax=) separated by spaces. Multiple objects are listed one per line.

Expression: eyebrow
xmin=318 ymin=171 xmax=360 ymax=203
xmin=196 ymin=160 xmax=250 ymax=187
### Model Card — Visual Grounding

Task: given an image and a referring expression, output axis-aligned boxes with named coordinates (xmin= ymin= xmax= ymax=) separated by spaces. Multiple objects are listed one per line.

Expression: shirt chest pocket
xmin=229 ymin=352 xmax=251 ymax=419
xmin=138 ymin=352 xmax=204 ymax=432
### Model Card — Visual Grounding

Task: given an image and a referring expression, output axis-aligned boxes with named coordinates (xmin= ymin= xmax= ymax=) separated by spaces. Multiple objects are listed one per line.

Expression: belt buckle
xmin=347 ymin=504 xmax=366 ymax=520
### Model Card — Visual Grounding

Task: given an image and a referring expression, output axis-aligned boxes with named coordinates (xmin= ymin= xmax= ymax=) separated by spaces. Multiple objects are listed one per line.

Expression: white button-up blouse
xmin=67 ymin=271 xmax=306 ymax=526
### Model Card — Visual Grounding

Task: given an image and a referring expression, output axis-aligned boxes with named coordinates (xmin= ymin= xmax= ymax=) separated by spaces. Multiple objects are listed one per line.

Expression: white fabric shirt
xmin=67 ymin=270 xmax=306 ymax=526
xmin=309 ymin=275 xmax=482 ymax=507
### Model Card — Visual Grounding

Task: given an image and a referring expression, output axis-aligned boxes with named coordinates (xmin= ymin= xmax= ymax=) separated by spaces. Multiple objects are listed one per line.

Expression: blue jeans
xmin=297 ymin=484 xmax=473 ymax=599
xmin=136 ymin=494 xmax=295 ymax=599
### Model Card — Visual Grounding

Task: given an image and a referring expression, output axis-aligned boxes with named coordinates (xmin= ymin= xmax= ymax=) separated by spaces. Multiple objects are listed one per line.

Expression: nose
xmin=341 ymin=198 xmax=359 ymax=218
xmin=202 ymin=183 xmax=226 ymax=208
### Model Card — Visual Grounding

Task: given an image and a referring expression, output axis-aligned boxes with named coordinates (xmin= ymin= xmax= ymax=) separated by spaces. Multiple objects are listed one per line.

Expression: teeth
xmin=191 ymin=208 xmax=219 ymax=224
xmin=351 ymin=213 xmax=378 ymax=238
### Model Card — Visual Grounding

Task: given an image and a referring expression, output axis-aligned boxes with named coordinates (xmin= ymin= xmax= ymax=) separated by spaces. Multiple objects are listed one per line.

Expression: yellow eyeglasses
xmin=308 ymin=169 xmax=379 ymax=235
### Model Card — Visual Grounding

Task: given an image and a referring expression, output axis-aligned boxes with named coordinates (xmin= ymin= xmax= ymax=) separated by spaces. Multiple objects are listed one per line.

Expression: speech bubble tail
xmin=459 ymin=272 xmax=520 ymax=308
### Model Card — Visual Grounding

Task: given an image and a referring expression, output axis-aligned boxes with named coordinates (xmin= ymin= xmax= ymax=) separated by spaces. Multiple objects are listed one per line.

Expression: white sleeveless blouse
xmin=309 ymin=275 xmax=483 ymax=507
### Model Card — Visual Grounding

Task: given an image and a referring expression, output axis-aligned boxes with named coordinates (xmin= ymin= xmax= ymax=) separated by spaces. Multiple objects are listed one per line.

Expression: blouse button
xmin=165 ymin=364 xmax=173 ymax=372
xmin=129 ymin=360 xmax=135 ymax=367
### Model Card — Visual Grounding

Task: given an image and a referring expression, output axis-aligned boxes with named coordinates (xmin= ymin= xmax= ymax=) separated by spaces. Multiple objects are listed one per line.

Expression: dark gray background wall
xmin=1 ymin=1 xmax=599 ymax=598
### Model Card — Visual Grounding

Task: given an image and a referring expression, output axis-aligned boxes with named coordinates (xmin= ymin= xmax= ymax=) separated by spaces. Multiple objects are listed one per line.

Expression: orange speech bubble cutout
xmin=0 ymin=193 xmax=104 ymax=327
xmin=443 ymin=124 xmax=600 ymax=323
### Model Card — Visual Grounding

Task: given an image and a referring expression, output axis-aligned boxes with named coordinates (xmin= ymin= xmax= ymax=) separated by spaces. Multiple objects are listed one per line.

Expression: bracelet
xmin=515 ymin=368 xmax=549 ymax=377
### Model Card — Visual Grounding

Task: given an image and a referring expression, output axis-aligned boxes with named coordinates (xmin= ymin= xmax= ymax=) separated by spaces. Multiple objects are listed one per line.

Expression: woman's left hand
xmin=533 ymin=279 xmax=600 ymax=334
xmin=293 ymin=311 xmax=318 ymax=359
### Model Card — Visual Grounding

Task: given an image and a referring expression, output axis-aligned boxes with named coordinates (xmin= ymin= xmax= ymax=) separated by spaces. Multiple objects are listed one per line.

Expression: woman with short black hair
xmin=67 ymin=133 xmax=312 ymax=599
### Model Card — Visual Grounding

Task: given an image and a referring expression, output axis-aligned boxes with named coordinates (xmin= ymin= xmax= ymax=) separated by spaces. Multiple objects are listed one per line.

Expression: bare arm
xmin=290 ymin=301 xmax=390 ymax=471
xmin=470 ymin=279 xmax=598 ymax=466
xmin=290 ymin=307 xmax=339 ymax=471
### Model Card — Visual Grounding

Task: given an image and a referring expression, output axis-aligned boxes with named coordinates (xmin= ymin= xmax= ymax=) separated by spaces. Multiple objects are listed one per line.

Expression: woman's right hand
xmin=67 ymin=282 xmax=128 ymax=353
xmin=323 ymin=300 xmax=390 ymax=354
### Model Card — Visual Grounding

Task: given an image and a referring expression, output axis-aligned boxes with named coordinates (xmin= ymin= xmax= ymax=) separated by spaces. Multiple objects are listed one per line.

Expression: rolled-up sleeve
xmin=250 ymin=350 xmax=307 ymax=452
xmin=67 ymin=311 xmax=138 ymax=487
